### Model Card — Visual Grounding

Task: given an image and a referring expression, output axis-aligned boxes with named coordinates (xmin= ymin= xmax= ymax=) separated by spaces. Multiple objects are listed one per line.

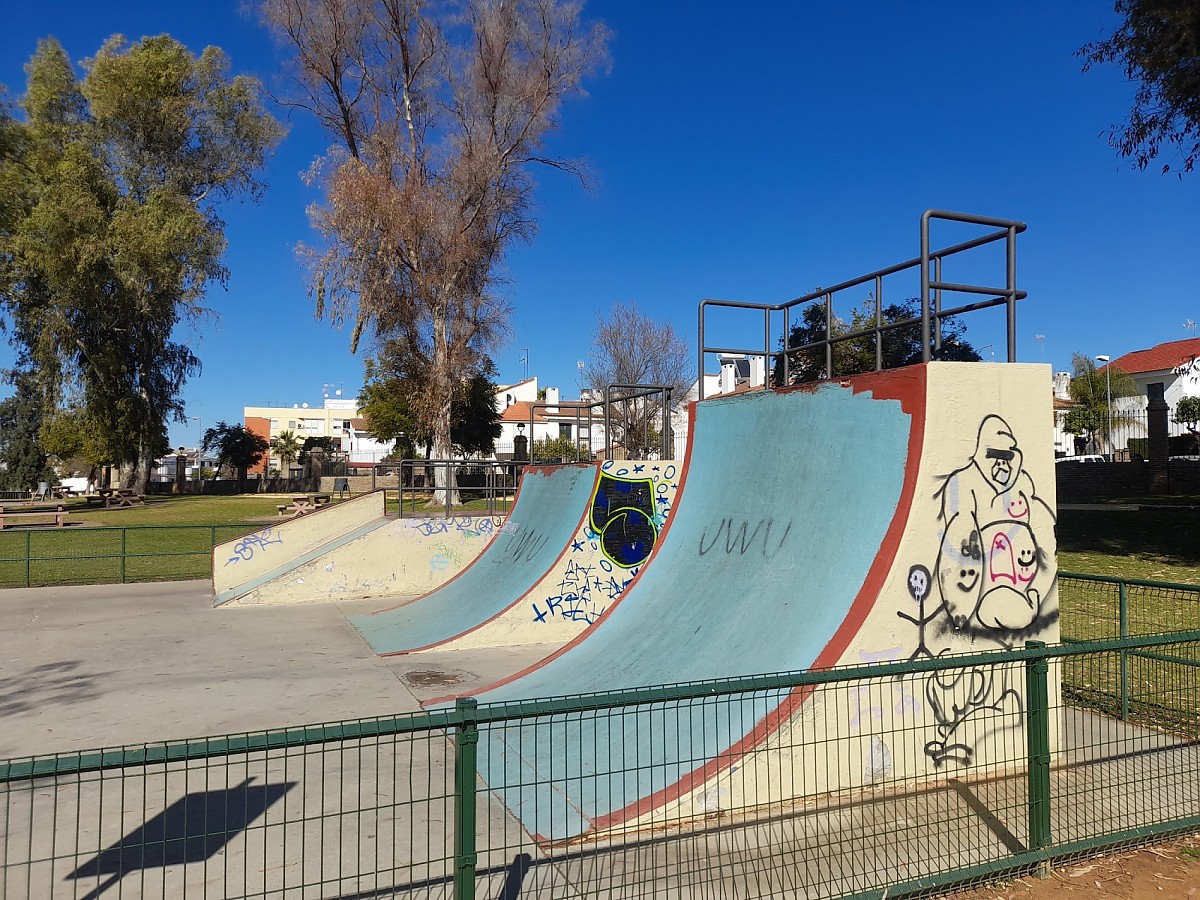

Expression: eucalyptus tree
xmin=0 ymin=36 xmax=281 ymax=491
xmin=260 ymin=0 xmax=608 ymax=500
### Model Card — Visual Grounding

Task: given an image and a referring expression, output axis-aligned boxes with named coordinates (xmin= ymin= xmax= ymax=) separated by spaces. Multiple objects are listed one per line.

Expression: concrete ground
xmin=0 ymin=580 xmax=559 ymax=759
xmin=3 ymin=582 xmax=1197 ymax=900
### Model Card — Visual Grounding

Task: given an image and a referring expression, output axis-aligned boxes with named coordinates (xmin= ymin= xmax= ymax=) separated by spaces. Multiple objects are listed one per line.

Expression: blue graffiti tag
xmin=225 ymin=528 xmax=284 ymax=565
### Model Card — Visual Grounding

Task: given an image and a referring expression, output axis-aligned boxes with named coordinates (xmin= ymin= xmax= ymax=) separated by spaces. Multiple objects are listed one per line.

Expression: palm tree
xmin=270 ymin=430 xmax=302 ymax=479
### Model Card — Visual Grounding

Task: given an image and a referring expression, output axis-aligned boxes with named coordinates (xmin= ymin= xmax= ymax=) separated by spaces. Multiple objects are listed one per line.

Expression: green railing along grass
xmin=4 ymin=624 xmax=1200 ymax=899
xmin=0 ymin=524 xmax=258 ymax=587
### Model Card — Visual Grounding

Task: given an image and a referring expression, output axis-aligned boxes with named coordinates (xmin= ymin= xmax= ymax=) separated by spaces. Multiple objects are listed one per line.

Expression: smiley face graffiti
xmin=932 ymin=415 xmax=1055 ymax=636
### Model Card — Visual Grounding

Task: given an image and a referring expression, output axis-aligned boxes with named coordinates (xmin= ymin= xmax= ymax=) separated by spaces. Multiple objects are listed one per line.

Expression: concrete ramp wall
xmin=350 ymin=465 xmax=598 ymax=654
xmin=444 ymin=363 xmax=1058 ymax=841
xmin=218 ymin=514 xmax=505 ymax=607
xmin=213 ymin=491 xmax=384 ymax=601
xmin=416 ymin=459 xmax=682 ymax=652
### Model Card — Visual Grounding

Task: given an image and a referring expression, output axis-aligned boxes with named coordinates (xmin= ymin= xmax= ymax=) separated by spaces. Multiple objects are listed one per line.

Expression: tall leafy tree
xmin=1078 ymin=0 xmax=1200 ymax=175
xmin=270 ymin=429 xmax=303 ymax=474
xmin=1062 ymin=353 xmax=1138 ymax=455
xmin=203 ymin=422 xmax=269 ymax=489
xmin=0 ymin=369 xmax=53 ymax=491
xmin=0 ymin=36 xmax=281 ymax=492
xmin=358 ymin=345 xmax=500 ymax=460
xmin=260 ymin=0 xmax=609 ymax=499
xmin=1175 ymin=395 xmax=1200 ymax=433
xmin=778 ymin=297 xmax=980 ymax=384
xmin=584 ymin=300 xmax=691 ymax=458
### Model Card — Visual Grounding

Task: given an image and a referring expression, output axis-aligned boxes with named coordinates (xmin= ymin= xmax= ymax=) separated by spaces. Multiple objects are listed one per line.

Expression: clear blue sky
xmin=2 ymin=1 xmax=1196 ymax=449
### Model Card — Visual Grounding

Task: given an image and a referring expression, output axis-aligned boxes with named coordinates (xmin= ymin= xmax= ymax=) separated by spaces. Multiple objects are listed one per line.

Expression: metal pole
xmin=453 ymin=697 xmax=479 ymax=900
xmin=1025 ymin=639 xmax=1052 ymax=870
xmin=920 ymin=211 xmax=932 ymax=363
xmin=1119 ymin=580 xmax=1129 ymax=720
xmin=1007 ymin=225 xmax=1018 ymax=362
xmin=1106 ymin=366 xmax=1112 ymax=457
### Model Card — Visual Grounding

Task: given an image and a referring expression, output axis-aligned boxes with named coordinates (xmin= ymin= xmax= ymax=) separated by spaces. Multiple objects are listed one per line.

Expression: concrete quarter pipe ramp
xmin=213 ymin=491 xmax=502 ymax=607
xmin=350 ymin=465 xmax=596 ymax=653
xmin=351 ymin=461 xmax=682 ymax=654
xmin=441 ymin=363 xmax=1058 ymax=841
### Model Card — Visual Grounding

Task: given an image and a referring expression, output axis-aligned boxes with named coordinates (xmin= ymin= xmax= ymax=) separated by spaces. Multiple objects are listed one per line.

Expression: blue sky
xmin=1 ymin=1 xmax=1197 ymax=449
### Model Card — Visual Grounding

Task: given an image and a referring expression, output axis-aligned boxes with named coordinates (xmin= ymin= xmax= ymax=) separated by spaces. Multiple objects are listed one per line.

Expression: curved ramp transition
xmin=445 ymin=363 xmax=1059 ymax=842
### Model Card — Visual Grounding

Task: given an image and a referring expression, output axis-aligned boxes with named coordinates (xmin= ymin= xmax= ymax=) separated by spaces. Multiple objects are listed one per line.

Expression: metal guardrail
xmin=3 ymin=574 xmax=1200 ymax=898
xmin=697 ymin=210 xmax=1027 ymax=398
xmin=0 ymin=524 xmax=256 ymax=588
xmin=397 ymin=459 xmax=520 ymax=518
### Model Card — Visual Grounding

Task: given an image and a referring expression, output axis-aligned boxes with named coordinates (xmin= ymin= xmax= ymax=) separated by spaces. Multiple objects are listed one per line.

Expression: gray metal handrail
xmin=697 ymin=210 xmax=1027 ymax=398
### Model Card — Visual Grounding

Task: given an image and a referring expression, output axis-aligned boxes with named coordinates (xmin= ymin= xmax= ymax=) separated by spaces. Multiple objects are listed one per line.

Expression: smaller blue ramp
xmin=349 ymin=465 xmax=596 ymax=653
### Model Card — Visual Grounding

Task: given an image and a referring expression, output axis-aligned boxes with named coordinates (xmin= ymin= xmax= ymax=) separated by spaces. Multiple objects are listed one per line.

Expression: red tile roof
xmin=1107 ymin=338 xmax=1200 ymax=375
xmin=500 ymin=401 xmax=547 ymax=423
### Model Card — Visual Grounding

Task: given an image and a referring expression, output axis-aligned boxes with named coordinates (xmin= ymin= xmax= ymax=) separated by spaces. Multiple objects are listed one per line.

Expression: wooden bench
xmin=0 ymin=505 xmax=68 ymax=529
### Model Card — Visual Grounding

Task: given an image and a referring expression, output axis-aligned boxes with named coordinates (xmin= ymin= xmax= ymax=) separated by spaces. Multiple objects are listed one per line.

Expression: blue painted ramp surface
xmin=350 ymin=464 xmax=596 ymax=654
xmin=460 ymin=384 xmax=917 ymax=840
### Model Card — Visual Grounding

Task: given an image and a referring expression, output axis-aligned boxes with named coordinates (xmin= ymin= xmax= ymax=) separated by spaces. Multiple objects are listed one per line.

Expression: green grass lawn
xmin=1057 ymin=505 xmax=1200 ymax=583
xmin=0 ymin=491 xmax=515 ymax=588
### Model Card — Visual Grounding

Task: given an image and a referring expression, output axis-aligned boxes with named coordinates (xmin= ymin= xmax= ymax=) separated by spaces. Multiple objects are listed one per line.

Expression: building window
xmin=559 ymin=423 xmax=572 ymax=440
xmin=270 ymin=419 xmax=279 ymax=429
xmin=289 ymin=420 xmax=296 ymax=430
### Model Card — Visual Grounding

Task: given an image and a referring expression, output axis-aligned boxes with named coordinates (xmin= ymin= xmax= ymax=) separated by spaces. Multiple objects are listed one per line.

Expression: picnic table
xmin=96 ymin=487 xmax=145 ymax=509
xmin=277 ymin=493 xmax=334 ymax=518
xmin=0 ymin=503 xmax=68 ymax=529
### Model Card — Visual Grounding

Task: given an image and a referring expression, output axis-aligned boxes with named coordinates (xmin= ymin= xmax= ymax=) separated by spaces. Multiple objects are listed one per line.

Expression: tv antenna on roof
xmin=1184 ymin=319 xmax=1196 ymax=334
xmin=1034 ymin=333 xmax=1045 ymax=363
xmin=519 ymin=349 xmax=529 ymax=381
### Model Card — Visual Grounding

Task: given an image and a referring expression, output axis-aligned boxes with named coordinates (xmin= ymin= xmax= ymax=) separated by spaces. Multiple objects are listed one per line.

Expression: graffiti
xmin=225 ymin=528 xmax=283 ymax=566
xmin=531 ymin=463 xmax=677 ymax=625
xmin=698 ymin=517 xmax=792 ymax=558
xmin=590 ymin=472 xmax=657 ymax=568
xmin=530 ymin=559 xmax=635 ymax=626
xmin=408 ymin=516 xmax=502 ymax=538
xmin=849 ymin=647 xmax=922 ymax=728
xmin=931 ymin=415 xmax=1056 ymax=640
xmin=901 ymin=414 xmax=1057 ymax=768
xmin=501 ymin=526 xmax=548 ymax=563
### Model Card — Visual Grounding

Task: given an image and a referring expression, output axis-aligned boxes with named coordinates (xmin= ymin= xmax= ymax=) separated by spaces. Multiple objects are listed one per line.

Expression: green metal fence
xmin=4 ymin=628 xmax=1200 ymax=899
xmin=0 ymin=525 xmax=257 ymax=588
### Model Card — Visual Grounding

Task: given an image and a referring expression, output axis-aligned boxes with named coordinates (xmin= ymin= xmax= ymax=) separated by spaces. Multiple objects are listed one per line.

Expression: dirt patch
xmin=948 ymin=833 xmax=1200 ymax=898
xmin=402 ymin=669 xmax=464 ymax=688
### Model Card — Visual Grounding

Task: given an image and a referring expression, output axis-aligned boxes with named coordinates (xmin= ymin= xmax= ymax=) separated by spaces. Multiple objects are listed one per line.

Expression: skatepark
xmin=4 ymin=212 xmax=1200 ymax=899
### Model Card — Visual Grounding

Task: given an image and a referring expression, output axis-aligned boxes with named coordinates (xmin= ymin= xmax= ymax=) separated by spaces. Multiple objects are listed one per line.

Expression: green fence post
xmin=1119 ymin=580 xmax=1129 ymax=721
xmin=120 ymin=528 xmax=127 ymax=583
xmin=453 ymin=697 xmax=479 ymax=900
xmin=1025 ymin=640 xmax=1051 ymax=874
xmin=24 ymin=529 xmax=31 ymax=587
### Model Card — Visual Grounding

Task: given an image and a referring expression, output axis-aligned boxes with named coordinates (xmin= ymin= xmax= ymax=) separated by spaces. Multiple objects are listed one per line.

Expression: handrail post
xmin=453 ymin=697 xmax=480 ymax=900
xmin=920 ymin=210 xmax=932 ymax=362
xmin=25 ymin=530 xmax=31 ymax=587
xmin=1025 ymin=640 xmax=1051 ymax=873
xmin=120 ymin=528 xmax=127 ymax=583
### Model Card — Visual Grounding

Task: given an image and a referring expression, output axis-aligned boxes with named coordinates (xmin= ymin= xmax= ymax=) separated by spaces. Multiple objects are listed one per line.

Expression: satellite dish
xmin=302 ymin=402 xmax=309 ymax=408
xmin=293 ymin=403 xmax=299 ymax=409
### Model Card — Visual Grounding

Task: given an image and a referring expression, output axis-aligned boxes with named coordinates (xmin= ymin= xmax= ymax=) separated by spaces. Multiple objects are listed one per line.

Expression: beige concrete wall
xmin=624 ymin=362 xmax=1061 ymax=834
xmin=213 ymin=491 xmax=384 ymax=599
xmin=226 ymin=515 xmax=503 ymax=606
xmin=426 ymin=461 xmax=682 ymax=651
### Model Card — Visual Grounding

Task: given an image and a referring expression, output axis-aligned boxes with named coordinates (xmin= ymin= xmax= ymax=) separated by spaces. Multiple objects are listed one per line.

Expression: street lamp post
xmin=1095 ymin=356 xmax=1112 ymax=457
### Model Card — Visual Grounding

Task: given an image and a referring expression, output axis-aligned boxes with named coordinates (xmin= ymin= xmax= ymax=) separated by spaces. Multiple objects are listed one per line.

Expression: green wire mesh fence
xmin=0 ymin=525 xmax=257 ymax=588
xmin=4 ymin=627 xmax=1200 ymax=900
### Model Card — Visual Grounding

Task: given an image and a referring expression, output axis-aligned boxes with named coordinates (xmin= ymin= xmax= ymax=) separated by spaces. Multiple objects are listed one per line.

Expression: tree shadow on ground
xmin=0 ymin=659 xmax=111 ymax=717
